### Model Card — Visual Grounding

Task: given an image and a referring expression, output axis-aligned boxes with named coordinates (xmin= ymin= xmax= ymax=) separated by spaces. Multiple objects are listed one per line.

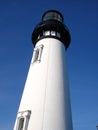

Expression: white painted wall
xmin=14 ymin=37 xmax=73 ymax=130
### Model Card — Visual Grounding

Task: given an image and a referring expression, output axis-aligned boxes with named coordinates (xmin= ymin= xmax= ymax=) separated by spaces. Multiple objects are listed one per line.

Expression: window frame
xmin=32 ymin=44 xmax=44 ymax=63
xmin=15 ymin=110 xmax=31 ymax=130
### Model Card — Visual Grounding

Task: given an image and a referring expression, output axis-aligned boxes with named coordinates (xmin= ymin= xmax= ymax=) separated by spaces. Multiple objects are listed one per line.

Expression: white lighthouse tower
xmin=14 ymin=10 xmax=73 ymax=130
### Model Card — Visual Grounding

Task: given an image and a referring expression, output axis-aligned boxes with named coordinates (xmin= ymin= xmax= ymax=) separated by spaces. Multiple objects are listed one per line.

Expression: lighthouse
xmin=14 ymin=10 xmax=73 ymax=130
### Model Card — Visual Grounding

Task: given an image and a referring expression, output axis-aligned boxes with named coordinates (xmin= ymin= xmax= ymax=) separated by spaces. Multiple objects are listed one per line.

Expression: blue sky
xmin=0 ymin=0 xmax=98 ymax=130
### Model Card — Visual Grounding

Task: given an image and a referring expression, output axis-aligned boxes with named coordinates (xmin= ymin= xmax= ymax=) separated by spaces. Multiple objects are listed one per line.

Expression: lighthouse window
xmin=32 ymin=45 xmax=44 ymax=63
xmin=57 ymin=32 xmax=60 ymax=38
xmin=44 ymin=31 xmax=50 ymax=36
xmin=33 ymin=49 xmax=39 ymax=62
xmin=38 ymin=35 xmax=40 ymax=39
xmin=15 ymin=110 xmax=31 ymax=130
xmin=51 ymin=31 xmax=56 ymax=36
xmin=18 ymin=118 xmax=24 ymax=130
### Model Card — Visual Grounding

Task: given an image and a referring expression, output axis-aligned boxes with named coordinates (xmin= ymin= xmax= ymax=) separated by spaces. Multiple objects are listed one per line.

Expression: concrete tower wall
xmin=14 ymin=38 xmax=72 ymax=130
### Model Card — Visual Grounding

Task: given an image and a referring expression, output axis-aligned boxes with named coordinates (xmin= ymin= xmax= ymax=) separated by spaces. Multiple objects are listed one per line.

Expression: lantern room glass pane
xmin=43 ymin=11 xmax=63 ymax=23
